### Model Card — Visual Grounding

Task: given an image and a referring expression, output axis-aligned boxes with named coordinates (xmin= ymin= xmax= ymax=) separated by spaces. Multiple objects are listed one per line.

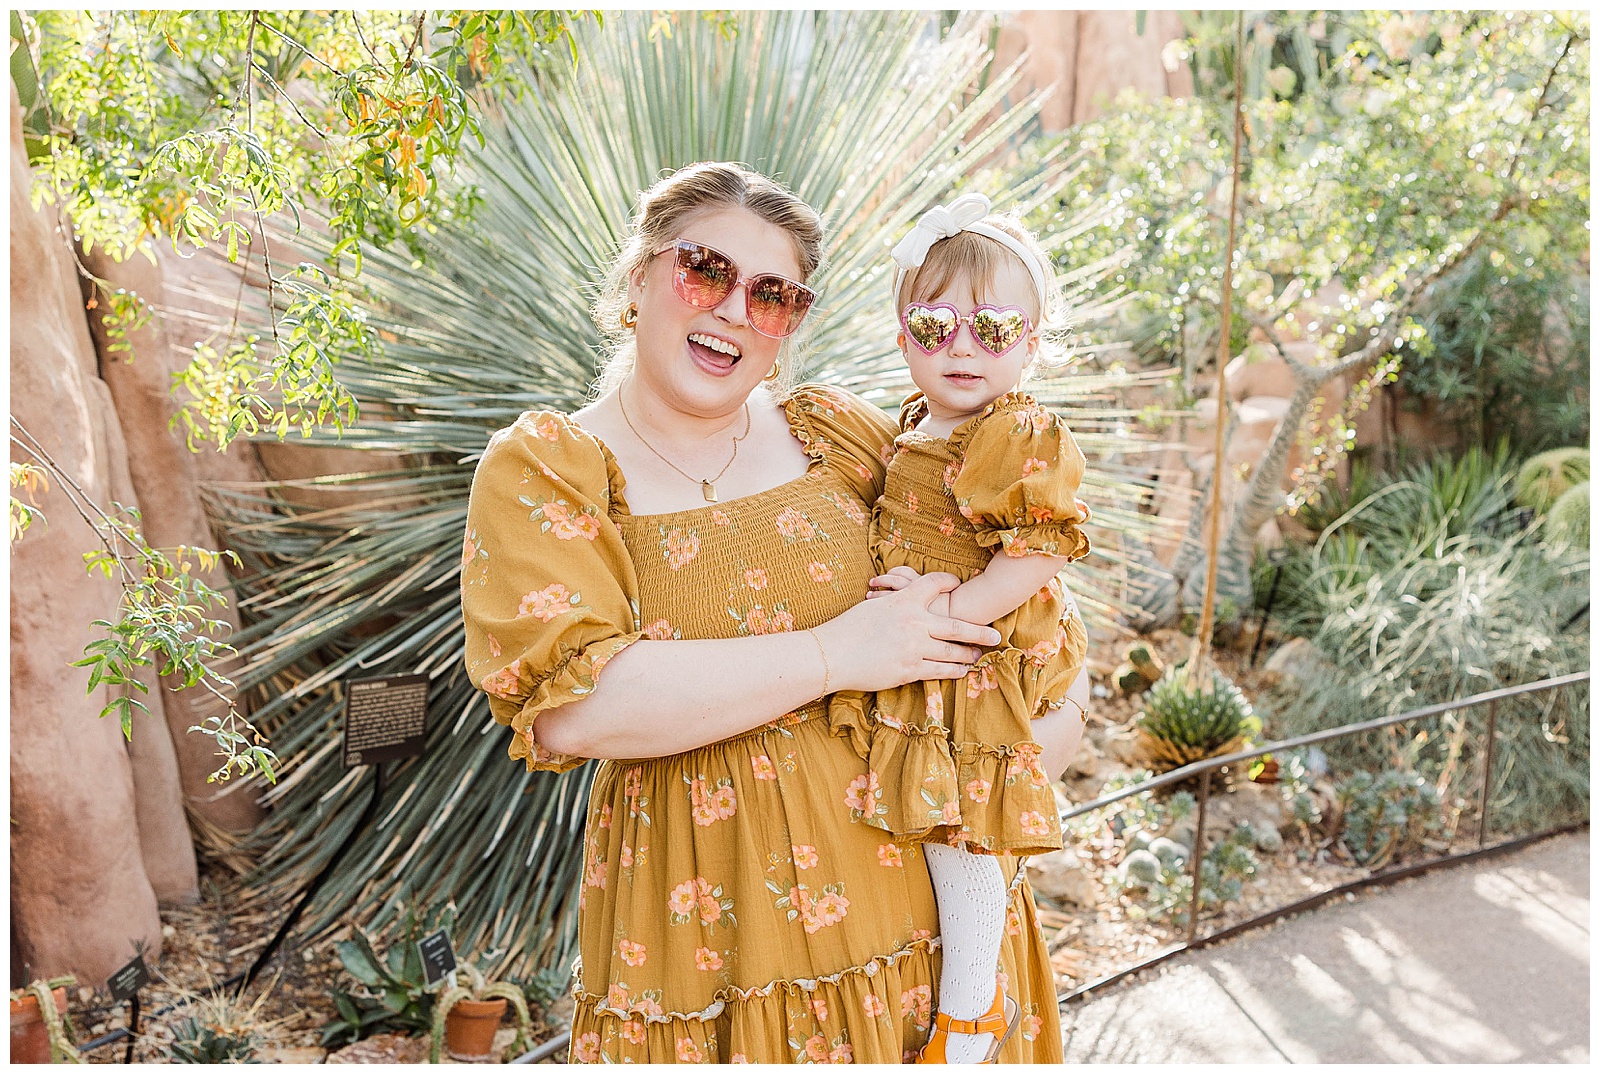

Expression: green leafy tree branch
xmin=9 ymin=9 xmax=599 ymax=781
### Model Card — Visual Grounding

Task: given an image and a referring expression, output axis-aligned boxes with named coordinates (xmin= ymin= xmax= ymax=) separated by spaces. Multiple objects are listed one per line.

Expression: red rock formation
xmin=82 ymin=246 xmax=266 ymax=835
xmin=9 ymin=88 xmax=164 ymax=986
xmin=994 ymin=10 xmax=1194 ymax=131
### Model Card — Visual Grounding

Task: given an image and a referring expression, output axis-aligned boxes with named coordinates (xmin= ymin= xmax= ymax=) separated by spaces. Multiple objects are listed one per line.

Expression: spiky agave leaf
xmin=207 ymin=11 xmax=1169 ymax=978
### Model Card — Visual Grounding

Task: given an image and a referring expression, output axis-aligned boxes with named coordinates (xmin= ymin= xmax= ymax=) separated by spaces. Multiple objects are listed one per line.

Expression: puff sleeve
xmin=782 ymin=383 xmax=898 ymax=507
xmin=460 ymin=411 xmax=644 ymax=772
xmin=952 ymin=396 xmax=1092 ymax=561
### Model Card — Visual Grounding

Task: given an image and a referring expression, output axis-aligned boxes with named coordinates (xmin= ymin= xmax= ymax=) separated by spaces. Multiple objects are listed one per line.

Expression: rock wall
xmin=994 ymin=10 xmax=1194 ymax=130
xmin=9 ymin=88 xmax=167 ymax=987
xmin=82 ymin=245 xmax=266 ymax=834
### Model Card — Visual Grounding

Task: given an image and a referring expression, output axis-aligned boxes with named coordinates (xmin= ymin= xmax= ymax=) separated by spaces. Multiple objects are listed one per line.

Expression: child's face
xmin=898 ymin=261 xmax=1039 ymax=424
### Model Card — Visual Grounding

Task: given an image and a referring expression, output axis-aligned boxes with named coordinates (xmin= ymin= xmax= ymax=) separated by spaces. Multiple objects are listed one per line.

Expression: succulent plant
xmin=1335 ymin=769 xmax=1444 ymax=868
xmin=1514 ymin=447 xmax=1589 ymax=513
xmin=1119 ymin=849 xmax=1163 ymax=886
xmin=168 ymin=1017 xmax=260 ymax=1064
xmin=1147 ymin=836 xmax=1188 ymax=867
xmin=1135 ymin=664 xmax=1261 ymax=773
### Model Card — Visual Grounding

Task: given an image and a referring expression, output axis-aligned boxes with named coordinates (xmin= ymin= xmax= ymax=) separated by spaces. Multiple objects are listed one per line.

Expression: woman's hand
xmin=816 ymin=571 xmax=998 ymax=693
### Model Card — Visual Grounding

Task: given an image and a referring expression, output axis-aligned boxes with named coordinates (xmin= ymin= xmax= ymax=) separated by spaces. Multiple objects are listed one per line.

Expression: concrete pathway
xmin=1061 ymin=831 xmax=1590 ymax=1063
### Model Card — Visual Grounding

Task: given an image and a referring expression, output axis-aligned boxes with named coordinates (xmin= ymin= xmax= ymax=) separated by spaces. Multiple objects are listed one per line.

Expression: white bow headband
xmin=889 ymin=193 xmax=1052 ymax=314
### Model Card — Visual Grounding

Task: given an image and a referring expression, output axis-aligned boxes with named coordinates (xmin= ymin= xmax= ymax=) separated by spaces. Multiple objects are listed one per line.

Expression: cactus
xmin=1114 ymin=663 xmax=1147 ymax=695
xmin=429 ymin=963 xmax=533 ymax=1063
xmin=169 ymin=1017 xmax=260 ymax=1064
xmin=1546 ymin=480 xmax=1589 ymax=547
xmin=1514 ymin=447 xmax=1589 ymax=513
xmin=11 ymin=976 xmax=79 ymax=1064
xmin=1135 ymin=664 xmax=1260 ymax=773
xmin=1119 ymin=849 xmax=1163 ymax=886
xmin=1125 ymin=642 xmax=1165 ymax=684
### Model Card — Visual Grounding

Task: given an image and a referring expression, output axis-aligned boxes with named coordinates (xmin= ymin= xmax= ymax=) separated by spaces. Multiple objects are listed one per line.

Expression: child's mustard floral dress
xmin=460 ymin=386 xmax=1064 ymax=1064
xmin=830 ymin=391 xmax=1091 ymax=857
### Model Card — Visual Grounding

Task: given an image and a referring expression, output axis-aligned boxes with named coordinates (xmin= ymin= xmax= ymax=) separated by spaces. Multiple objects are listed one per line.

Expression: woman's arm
xmin=534 ymin=572 xmax=1001 ymax=760
xmin=1036 ymin=666 xmax=1090 ymax=781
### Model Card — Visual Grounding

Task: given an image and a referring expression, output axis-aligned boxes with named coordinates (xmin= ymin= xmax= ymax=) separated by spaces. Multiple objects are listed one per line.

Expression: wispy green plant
xmin=204 ymin=11 xmax=1164 ymax=979
xmin=1261 ymin=446 xmax=1589 ymax=834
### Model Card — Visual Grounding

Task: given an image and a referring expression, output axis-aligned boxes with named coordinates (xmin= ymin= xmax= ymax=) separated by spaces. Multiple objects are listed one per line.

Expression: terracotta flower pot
xmin=10 ymin=987 xmax=69 ymax=1065
xmin=445 ymin=997 xmax=508 ymax=1062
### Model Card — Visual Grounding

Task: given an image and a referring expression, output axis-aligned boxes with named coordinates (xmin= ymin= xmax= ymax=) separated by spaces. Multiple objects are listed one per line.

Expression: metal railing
xmin=1055 ymin=670 xmax=1590 ymax=1005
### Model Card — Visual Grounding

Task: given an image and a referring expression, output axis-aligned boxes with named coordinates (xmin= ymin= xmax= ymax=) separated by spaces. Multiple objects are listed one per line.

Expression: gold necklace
xmin=618 ymin=384 xmax=751 ymax=503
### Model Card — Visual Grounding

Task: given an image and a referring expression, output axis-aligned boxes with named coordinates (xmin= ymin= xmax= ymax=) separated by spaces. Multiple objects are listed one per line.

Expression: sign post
xmin=241 ymin=674 xmax=430 ymax=991
xmin=108 ymin=954 xmax=150 ymax=1063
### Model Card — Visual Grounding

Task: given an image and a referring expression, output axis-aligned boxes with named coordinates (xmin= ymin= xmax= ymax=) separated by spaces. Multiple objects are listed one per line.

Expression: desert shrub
xmin=1260 ymin=445 xmax=1589 ymax=833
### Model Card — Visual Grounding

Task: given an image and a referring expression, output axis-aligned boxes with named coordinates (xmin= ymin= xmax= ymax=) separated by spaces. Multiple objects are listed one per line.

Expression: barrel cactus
xmin=1135 ymin=664 xmax=1260 ymax=773
xmin=1514 ymin=447 xmax=1589 ymax=513
xmin=1118 ymin=849 xmax=1163 ymax=886
xmin=1545 ymin=480 xmax=1589 ymax=548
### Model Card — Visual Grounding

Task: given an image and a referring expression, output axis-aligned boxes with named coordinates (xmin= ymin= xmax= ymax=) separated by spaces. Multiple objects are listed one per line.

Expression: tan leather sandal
xmin=915 ymin=983 xmax=1020 ymax=1064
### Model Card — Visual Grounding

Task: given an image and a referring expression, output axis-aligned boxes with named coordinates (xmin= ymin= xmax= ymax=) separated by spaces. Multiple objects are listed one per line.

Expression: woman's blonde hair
xmin=894 ymin=212 xmax=1071 ymax=373
xmin=591 ymin=162 xmax=825 ymax=397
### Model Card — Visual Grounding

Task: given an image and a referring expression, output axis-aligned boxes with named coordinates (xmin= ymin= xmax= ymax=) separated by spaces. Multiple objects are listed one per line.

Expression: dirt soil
xmin=65 ymin=626 xmax=1443 ymax=1062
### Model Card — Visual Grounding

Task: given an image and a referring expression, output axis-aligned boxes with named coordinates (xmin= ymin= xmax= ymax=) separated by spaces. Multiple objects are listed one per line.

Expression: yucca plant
xmin=202 ymin=10 xmax=1171 ymax=980
xmin=1135 ymin=663 xmax=1260 ymax=774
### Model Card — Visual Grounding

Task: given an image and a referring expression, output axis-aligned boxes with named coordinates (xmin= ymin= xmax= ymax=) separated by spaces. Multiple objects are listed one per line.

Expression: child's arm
xmin=869 ymin=553 xmax=1066 ymax=625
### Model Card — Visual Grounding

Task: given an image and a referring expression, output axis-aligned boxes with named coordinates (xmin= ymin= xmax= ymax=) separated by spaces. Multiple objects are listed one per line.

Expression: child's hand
xmin=870 ymin=566 xmax=954 ymax=617
xmin=866 ymin=565 xmax=923 ymax=598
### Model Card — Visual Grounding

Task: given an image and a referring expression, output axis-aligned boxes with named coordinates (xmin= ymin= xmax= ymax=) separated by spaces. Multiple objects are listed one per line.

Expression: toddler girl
xmin=831 ymin=193 xmax=1091 ymax=1064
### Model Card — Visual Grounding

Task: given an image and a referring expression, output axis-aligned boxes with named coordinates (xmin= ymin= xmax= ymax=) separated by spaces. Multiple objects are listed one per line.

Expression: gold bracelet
xmin=1060 ymin=695 xmax=1087 ymax=723
xmin=807 ymin=629 xmax=831 ymax=697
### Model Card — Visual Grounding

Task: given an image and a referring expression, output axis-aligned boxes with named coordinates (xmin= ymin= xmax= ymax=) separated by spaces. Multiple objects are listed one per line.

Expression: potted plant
xmin=9 ymin=976 xmax=78 ymax=1064
xmin=429 ymin=964 xmax=531 ymax=1063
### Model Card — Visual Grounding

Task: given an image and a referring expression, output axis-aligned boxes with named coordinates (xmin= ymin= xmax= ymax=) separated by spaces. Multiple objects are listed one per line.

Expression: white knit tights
xmin=924 ymin=843 xmax=1007 ymax=1063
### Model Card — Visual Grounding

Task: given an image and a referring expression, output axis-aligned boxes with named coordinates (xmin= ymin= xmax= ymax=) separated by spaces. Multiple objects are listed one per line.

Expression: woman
xmin=460 ymin=162 xmax=1087 ymax=1063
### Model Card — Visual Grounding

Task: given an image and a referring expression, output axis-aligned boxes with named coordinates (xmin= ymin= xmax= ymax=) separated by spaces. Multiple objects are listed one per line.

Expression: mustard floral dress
xmin=460 ymin=385 xmax=1064 ymax=1063
xmin=830 ymin=391 xmax=1091 ymax=858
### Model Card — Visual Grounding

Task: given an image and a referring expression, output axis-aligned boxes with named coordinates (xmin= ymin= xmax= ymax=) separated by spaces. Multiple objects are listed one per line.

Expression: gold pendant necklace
xmin=618 ymin=384 xmax=751 ymax=503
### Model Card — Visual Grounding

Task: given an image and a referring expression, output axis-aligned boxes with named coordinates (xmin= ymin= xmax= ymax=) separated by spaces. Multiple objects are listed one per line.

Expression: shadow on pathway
xmin=1061 ymin=830 xmax=1590 ymax=1063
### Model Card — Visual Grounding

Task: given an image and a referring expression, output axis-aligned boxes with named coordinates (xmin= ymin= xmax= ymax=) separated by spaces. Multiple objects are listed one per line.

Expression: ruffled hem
xmin=491 ymin=632 xmax=644 ymax=773
xmin=824 ymin=689 xmax=872 ymax=759
xmin=975 ymin=517 xmax=1092 ymax=561
xmin=937 ymin=740 xmax=1064 ymax=855
xmin=580 ymin=936 xmax=941 ymax=1026
xmin=564 ymin=867 xmax=1049 ymax=1063
xmin=854 ymin=719 xmax=959 ymax=842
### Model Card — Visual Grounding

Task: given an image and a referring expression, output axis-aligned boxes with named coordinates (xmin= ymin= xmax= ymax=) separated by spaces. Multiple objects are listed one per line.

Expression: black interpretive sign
xmin=418 ymin=930 xmax=458 ymax=988
xmin=108 ymin=954 xmax=150 ymax=1002
xmin=342 ymin=674 xmax=430 ymax=768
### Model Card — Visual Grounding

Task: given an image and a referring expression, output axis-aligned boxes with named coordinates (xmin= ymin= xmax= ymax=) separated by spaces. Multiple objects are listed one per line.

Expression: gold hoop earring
xmin=764 ymin=358 xmax=782 ymax=383
xmin=620 ymin=303 xmax=638 ymax=330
